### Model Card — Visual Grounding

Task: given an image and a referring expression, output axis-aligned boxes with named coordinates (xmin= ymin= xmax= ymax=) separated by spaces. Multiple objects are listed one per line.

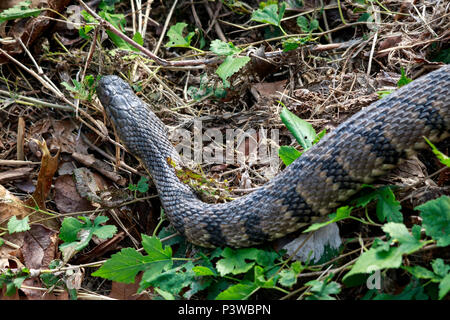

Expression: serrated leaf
xmin=278 ymin=145 xmax=301 ymax=166
xmin=0 ymin=1 xmax=41 ymax=23
xmin=215 ymin=281 xmax=258 ymax=300
xmin=210 ymin=39 xmax=240 ymax=56
xmin=7 ymin=216 xmax=30 ymax=234
xmin=382 ymin=222 xmax=424 ymax=254
xmin=280 ymin=107 xmax=317 ymax=150
xmin=215 ymin=55 xmax=250 ymax=87
xmin=92 ymin=247 xmax=169 ymax=283
xmin=416 ymin=195 xmax=450 ymax=247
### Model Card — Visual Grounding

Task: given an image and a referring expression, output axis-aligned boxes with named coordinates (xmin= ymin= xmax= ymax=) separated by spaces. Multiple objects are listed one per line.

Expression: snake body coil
xmin=98 ymin=65 xmax=450 ymax=248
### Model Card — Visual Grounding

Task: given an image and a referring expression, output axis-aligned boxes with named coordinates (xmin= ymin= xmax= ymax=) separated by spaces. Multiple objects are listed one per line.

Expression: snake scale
xmin=97 ymin=65 xmax=450 ymax=248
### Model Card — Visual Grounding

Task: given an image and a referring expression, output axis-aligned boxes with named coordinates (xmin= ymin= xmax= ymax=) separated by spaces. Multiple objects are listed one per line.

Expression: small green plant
xmin=251 ymin=2 xmax=287 ymax=35
xmin=61 ymin=75 xmax=100 ymax=101
xmin=278 ymin=106 xmax=326 ymax=165
xmin=209 ymin=40 xmax=250 ymax=88
xmin=59 ymin=216 xmax=117 ymax=257
xmin=128 ymin=176 xmax=149 ymax=197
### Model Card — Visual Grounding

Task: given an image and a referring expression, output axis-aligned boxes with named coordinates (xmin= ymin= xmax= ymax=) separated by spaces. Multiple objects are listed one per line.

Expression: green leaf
xmin=344 ymin=222 xmax=426 ymax=284
xmin=215 ymin=55 xmax=250 ymax=88
xmin=304 ymin=206 xmax=352 ymax=233
xmin=0 ymin=1 xmax=41 ymax=24
xmin=439 ymin=273 xmax=450 ymax=300
xmin=382 ymin=223 xmax=424 ymax=254
xmin=215 ymin=247 xmax=260 ymax=276
xmin=278 ymin=269 xmax=297 ymax=288
xmin=278 ymin=146 xmax=301 ymax=166
xmin=355 ymin=186 xmax=402 ymax=223
xmin=93 ymin=248 xmax=157 ymax=283
xmin=155 ymin=287 xmax=175 ymax=300
xmin=141 ymin=262 xmax=195 ymax=295
xmin=375 ymin=187 xmax=402 ymax=222
xmin=280 ymin=107 xmax=317 ymax=150
xmin=251 ymin=3 xmax=285 ymax=27
xmin=215 ymin=281 xmax=258 ymax=300
xmin=210 ymin=39 xmax=241 ymax=56
xmin=254 ymin=266 xmax=274 ymax=288
xmin=297 ymin=16 xmax=319 ymax=33
xmin=424 ymin=137 xmax=450 ymax=167
xmin=305 ymin=276 xmax=341 ymax=300
xmin=192 ymin=266 xmax=216 ymax=276
xmin=416 ymin=195 xmax=450 ymax=247
xmin=59 ymin=216 xmax=117 ymax=252
xmin=7 ymin=216 xmax=30 ymax=234
xmin=397 ymin=68 xmax=412 ymax=87
xmin=165 ymin=22 xmax=195 ymax=48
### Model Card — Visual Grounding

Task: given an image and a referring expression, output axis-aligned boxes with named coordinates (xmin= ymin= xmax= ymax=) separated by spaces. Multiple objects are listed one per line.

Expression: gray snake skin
xmin=97 ymin=65 xmax=450 ymax=248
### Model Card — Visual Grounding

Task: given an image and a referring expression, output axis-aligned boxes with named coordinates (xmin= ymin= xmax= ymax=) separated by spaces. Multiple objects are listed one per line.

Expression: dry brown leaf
xmin=0 ymin=184 xmax=28 ymax=225
xmin=108 ymin=274 xmax=150 ymax=300
xmin=54 ymin=174 xmax=94 ymax=213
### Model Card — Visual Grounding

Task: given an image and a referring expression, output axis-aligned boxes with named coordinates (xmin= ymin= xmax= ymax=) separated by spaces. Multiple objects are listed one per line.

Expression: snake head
xmin=97 ymin=75 xmax=145 ymax=141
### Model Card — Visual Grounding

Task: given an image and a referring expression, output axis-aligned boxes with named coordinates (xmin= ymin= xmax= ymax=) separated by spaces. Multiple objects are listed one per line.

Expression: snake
xmin=97 ymin=65 xmax=450 ymax=248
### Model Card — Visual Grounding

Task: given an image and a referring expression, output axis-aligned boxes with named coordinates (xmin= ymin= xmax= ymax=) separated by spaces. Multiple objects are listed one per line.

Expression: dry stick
xmin=0 ymin=89 xmax=73 ymax=111
xmin=0 ymin=159 xmax=40 ymax=166
xmin=152 ymin=0 xmax=178 ymax=56
xmin=204 ymin=0 xmax=227 ymax=42
xmin=16 ymin=117 xmax=25 ymax=161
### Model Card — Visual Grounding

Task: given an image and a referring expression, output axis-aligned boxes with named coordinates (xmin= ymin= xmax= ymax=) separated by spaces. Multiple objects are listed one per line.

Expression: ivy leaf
xmin=280 ymin=107 xmax=317 ymax=150
xmin=215 ymin=55 xmax=250 ymax=88
xmin=165 ymin=22 xmax=195 ymax=48
xmin=215 ymin=281 xmax=258 ymax=300
xmin=210 ymin=39 xmax=240 ymax=56
xmin=416 ymin=195 xmax=450 ymax=247
xmin=0 ymin=1 xmax=41 ymax=23
xmin=7 ymin=216 xmax=30 ymax=234
xmin=278 ymin=145 xmax=301 ymax=166
xmin=215 ymin=247 xmax=260 ymax=276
